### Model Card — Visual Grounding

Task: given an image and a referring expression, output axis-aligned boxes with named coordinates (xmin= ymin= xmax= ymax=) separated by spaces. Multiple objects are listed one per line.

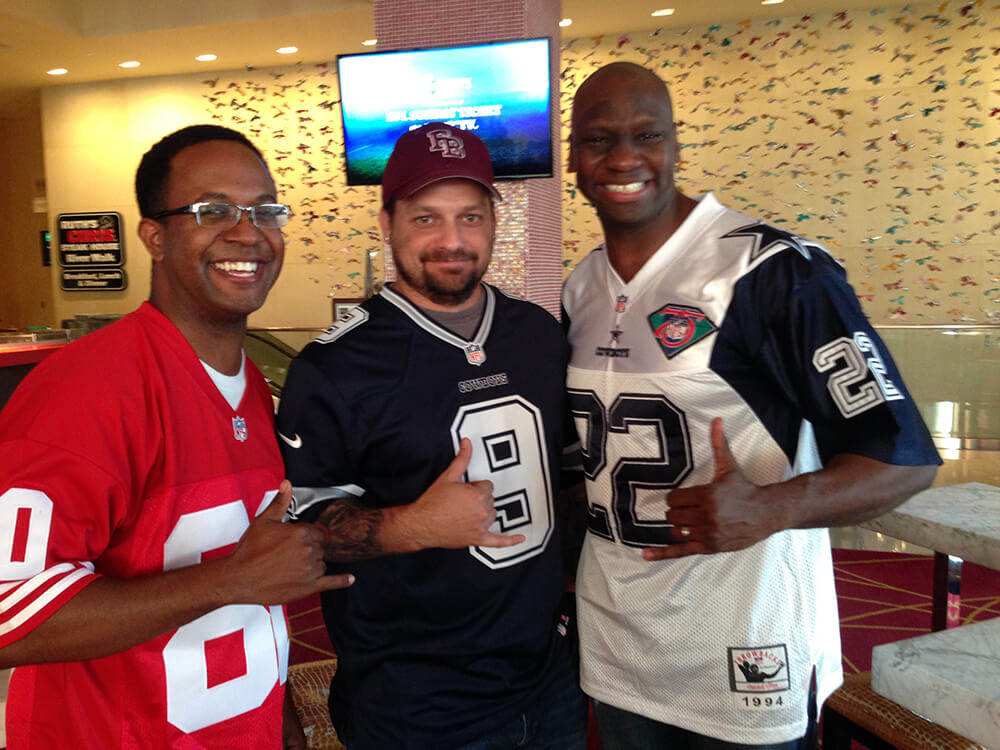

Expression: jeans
xmin=455 ymin=636 xmax=588 ymax=750
xmin=592 ymin=700 xmax=818 ymax=750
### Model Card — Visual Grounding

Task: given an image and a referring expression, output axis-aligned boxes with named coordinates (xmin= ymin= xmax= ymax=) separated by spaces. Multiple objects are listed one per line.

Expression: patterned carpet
xmin=832 ymin=548 xmax=1000 ymax=675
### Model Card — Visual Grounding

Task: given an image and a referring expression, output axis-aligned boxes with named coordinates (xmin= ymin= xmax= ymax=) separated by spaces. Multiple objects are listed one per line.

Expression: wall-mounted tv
xmin=337 ymin=38 xmax=552 ymax=185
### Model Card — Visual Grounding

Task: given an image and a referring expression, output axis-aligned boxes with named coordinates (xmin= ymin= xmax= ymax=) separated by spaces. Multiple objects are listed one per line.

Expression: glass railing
xmin=876 ymin=326 xmax=1000 ymax=450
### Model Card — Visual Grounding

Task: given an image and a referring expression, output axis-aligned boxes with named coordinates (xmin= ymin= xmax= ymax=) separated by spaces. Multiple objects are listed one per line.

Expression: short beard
xmin=395 ymin=255 xmax=483 ymax=307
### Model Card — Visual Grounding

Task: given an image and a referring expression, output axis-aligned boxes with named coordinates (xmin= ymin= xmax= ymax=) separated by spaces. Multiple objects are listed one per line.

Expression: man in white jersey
xmin=562 ymin=62 xmax=940 ymax=749
xmin=0 ymin=125 xmax=353 ymax=749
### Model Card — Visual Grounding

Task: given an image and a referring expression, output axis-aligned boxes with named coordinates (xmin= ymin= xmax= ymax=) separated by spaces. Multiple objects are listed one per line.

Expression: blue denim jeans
xmin=592 ymin=700 xmax=818 ymax=750
xmin=455 ymin=636 xmax=588 ymax=750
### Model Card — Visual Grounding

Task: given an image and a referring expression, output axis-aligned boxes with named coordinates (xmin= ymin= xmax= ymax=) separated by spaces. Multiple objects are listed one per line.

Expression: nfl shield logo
xmin=464 ymin=344 xmax=486 ymax=366
xmin=232 ymin=416 xmax=248 ymax=442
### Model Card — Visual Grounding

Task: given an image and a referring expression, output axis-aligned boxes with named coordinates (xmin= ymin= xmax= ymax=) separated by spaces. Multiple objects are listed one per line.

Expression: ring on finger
xmin=677 ymin=526 xmax=691 ymax=539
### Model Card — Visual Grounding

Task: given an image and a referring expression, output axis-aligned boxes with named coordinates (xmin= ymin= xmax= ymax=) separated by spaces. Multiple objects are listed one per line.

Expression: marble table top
xmin=872 ymin=616 xmax=1000 ymax=747
xmin=860 ymin=482 xmax=1000 ymax=569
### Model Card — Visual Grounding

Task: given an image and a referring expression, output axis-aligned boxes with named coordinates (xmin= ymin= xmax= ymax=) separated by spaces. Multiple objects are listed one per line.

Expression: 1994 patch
xmin=728 ymin=644 xmax=790 ymax=693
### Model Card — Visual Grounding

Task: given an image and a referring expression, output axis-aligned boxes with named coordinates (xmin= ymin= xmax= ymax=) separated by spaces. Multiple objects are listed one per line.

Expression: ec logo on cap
xmin=427 ymin=129 xmax=466 ymax=159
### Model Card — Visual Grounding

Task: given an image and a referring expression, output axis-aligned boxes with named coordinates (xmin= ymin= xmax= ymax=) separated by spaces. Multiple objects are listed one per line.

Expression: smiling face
xmin=570 ymin=64 xmax=682 ymax=235
xmin=140 ymin=139 xmax=284 ymax=331
xmin=380 ymin=178 xmax=495 ymax=311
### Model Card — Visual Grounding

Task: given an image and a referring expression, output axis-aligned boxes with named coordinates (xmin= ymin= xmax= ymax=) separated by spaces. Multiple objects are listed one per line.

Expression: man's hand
xmin=398 ymin=438 xmax=527 ymax=551
xmin=224 ymin=480 xmax=355 ymax=603
xmin=644 ymin=418 xmax=773 ymax=561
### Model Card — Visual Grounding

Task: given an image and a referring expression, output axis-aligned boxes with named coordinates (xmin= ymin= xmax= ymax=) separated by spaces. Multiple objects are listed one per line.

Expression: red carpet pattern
xmin=832 ymin=548 xmax=1000 ymax=675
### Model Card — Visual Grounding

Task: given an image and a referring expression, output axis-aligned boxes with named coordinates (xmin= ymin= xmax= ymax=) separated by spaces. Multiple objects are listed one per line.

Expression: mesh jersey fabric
xmin=562 ymin=193 xmax=939 ymax=744
xmin=0 ymin=302 xmax=288 ymax=749
xmin=276 ymin=283 xmax=571 ymax=749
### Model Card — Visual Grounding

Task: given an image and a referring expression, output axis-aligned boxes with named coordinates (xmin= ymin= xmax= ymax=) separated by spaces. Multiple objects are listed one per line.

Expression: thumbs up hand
xmin=644 ymin=418 xmax=771 ymax=561
xmin=396 ymin=438 xmax=527 ymax=552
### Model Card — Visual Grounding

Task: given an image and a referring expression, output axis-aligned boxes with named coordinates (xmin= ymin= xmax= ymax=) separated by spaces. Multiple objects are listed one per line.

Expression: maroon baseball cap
xmin=381 ymin=122 xmax=501 ymax=207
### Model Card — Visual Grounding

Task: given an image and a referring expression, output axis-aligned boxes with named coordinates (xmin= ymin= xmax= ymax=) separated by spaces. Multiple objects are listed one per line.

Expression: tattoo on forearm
xmin=317 ymin=501 xmax=385 ymax=562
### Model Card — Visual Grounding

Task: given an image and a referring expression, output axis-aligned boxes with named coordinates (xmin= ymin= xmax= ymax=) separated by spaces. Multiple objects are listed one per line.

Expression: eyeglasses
xmin=151 ymin=202 xmax=292 ymax=229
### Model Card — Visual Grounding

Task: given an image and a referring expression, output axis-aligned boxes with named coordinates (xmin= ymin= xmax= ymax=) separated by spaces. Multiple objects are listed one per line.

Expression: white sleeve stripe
xmin=287 ymin=484 xmax=365 ymax=520
xmin=0 ymin=566 xmax=95 ymax=637
xmin=0 ymin=561 xmax=94 ymax=611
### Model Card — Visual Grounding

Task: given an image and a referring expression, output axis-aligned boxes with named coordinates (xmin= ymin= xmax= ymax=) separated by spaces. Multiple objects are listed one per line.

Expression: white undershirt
xmin=201 ymin=351 xmax=247 ymax=410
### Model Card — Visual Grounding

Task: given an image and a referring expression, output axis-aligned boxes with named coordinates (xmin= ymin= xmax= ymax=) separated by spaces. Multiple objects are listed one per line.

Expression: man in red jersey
xmin=0 ymin=125 xmax=353 ymax=749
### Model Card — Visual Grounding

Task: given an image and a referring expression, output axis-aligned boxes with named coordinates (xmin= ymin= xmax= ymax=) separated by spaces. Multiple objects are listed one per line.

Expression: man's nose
xmin=607 ymin=138 xmax=642 ymax=171
xmin=222 ymin=209 xmax=263 ymax=245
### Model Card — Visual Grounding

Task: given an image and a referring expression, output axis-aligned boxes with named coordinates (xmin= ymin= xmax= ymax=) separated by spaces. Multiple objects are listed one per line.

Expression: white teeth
xmin=604 ymin=182 xmax=645 ymax=193
xmin=213 ymin=261 xmax=260 ymax=274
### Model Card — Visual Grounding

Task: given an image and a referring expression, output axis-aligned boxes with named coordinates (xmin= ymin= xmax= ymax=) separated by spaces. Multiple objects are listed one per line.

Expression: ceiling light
xmin=119 ymin=61 xmax=140 ymax=69
xmin=195 ymin=53 xmax=217 ymax=62
xmin=559 ymin=18 xmax=573 ymax=27
xmin=46 ymin=68 xmax=68 ymax=76
xmin=362 ymin=39 xmax=377 ymax=47
xmin=761 ymin=0 xmax=784 ymax=4
xmin=276 ymin=46 xmax=298 ymax=54
xmin=651 ymin=8 xmax=675 ymax=16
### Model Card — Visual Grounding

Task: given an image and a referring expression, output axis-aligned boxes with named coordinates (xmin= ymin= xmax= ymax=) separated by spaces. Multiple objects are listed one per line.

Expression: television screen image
xmin=337 ymin=38 xmax=552 ymax=185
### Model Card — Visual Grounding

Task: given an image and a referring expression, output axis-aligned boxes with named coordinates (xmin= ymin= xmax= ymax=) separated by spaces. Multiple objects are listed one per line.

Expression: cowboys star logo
xmin=722 ymin=223 xmax=815 ymax=262
xmin=427 ymin=128 xmax=466 ymax=159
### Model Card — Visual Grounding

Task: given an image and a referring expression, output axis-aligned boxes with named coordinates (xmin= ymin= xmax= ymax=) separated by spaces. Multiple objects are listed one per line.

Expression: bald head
xmin=572 ymin=63 xmax=673 ymax=130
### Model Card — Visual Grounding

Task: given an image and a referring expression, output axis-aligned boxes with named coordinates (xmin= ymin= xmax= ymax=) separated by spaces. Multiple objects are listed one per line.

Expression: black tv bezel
xmin=335 ymin=37 xmax=554 ymax=186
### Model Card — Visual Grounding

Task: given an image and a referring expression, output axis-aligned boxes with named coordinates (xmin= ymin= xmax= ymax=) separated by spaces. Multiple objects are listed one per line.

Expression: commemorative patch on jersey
xmin=232 ymin=416 xmax=248 ymax=442
xmin=728 ymin=644 xmax=790 ymax=699
xmin=647 ymin=304 xmax=717 ymax=359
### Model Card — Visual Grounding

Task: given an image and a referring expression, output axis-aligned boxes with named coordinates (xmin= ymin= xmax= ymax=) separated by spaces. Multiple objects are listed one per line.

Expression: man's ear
xmin=377 ymin=208 xmax=391 ymax=242
xmin=138 ymin=217 xmax=165 ymax=262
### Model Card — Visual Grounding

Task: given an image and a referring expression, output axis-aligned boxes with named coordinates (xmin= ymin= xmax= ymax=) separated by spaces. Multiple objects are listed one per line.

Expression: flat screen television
xmin=336 ymin=38 xmax=552 ymax=185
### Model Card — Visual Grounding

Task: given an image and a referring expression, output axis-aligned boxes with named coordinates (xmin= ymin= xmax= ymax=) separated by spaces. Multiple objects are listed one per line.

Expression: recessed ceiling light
xmin=559 ymin=18 xmax=573 ymax=27
xmin=276 ymin=46 xmax=298 ymax=54
xmin=362 ymin=39 xmax=377 ymax=47
xmin=119 ymin=61 xmax=140 ymax=69
xmin=46 ymin=68 xmax=68 ymax=76
xmin=761 ymin=0 xmax=784 ymax=4
xmin=195 ymin=53 xmax=217 ymax=62
xmin=651 ymin=8 xmax=675 ymax=16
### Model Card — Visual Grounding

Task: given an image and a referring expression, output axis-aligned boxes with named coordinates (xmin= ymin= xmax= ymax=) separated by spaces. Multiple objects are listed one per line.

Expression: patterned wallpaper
xmin=201 ymin=1 xmax=999 ymax=324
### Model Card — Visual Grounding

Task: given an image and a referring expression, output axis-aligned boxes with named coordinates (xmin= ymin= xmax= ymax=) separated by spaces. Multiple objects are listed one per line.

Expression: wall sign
xmin=61 ymin=269 xmax=128 ymax=291
xmin=57 ymin=212 xmax=128 ymax=291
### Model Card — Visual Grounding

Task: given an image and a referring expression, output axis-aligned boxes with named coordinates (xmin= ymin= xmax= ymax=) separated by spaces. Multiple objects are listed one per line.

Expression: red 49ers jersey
xmin=0 ymin=303 xmax=288 ymax=749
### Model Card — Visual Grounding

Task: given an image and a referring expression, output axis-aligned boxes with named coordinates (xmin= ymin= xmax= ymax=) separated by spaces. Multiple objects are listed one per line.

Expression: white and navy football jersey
xmin=276 ymin=283 xmax=571 ymax=749
xmin=563 ymin=193 xmax=939 ymax=744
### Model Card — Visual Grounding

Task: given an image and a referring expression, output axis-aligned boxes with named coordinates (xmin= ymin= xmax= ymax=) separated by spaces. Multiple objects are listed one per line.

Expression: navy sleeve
xmin=725 ymin=246 xmax=940 ymax=466
xmin=275 ymin=351 xmax=358 ymax=522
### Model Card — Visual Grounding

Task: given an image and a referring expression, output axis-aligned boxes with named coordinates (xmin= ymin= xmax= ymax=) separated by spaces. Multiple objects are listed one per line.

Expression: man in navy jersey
xmin=0 ymin=125 xmax=353 ymax=749
xmin=276 ymin=123 xmax=587 ymax=749
xmin=563 ymin=62 xmax=940 ymax=749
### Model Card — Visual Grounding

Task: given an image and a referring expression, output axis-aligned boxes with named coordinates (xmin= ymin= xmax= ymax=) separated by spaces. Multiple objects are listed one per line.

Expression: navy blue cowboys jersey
xmin=276 ymin=283 xmax=569 ymax=749
xmin=563 ymin=193 xmax=939 ymax=744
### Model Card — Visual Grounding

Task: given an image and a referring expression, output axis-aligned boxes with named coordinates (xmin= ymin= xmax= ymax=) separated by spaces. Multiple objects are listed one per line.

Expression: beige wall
xmin=32 ymin=1 xmax=1000 ymax=330
xmin=0 ymin=95 xmax=53 ymax=328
